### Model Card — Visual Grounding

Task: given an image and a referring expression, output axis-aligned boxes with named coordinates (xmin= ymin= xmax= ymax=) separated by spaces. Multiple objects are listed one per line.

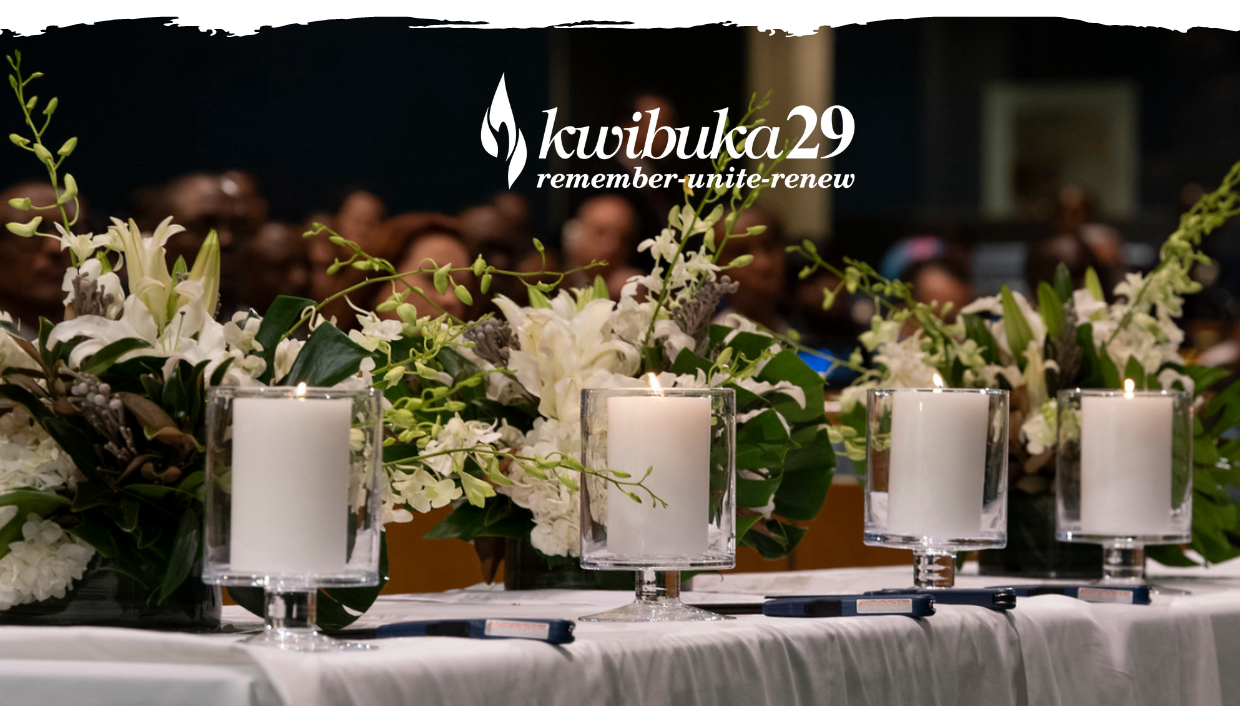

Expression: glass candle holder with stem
xmin=579 ymin=382 xmax=735 ymax=622
xmin=1055 ymin=383 xmax=1192 ymax=585
xmin=863 ymin=381 xmax=1009 ymax=588
xmin=203 ymin=384 xmax=384 ymax=651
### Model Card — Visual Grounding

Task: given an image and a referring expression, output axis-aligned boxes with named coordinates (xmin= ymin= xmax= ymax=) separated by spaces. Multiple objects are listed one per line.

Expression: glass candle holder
xmin=1055 ymin=386 xmax=1193 ymax=583
xmin=203 ymin=384 xmax=384 ymax=651
xmin=864 ymin=386 xmax=1009 ymax=588
xmin=579 ymin=385 xmax=736 ymax=622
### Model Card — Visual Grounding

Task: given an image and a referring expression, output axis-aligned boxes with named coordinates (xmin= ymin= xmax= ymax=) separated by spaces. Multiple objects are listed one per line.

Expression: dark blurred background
xmin=3 ymin=18 xmax=1240 ymax=364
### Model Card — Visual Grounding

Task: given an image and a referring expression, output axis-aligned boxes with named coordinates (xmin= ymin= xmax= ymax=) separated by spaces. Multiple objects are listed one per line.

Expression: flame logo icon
xmin=480 ymin=74 xmax=528 ymax=187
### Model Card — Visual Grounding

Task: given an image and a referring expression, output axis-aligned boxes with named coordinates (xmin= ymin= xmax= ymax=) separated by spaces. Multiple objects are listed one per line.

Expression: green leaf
xmin=1181 ymin=365 xmax=1230 ymax=394
xmin=1146 ymin=544 xmax=1200 ymax=567
xmin=424 ymin=497 xmax=533 ymax=541
xmin=773 ymin=426 xmax=834 ymax=521
xmin=739 ymin=518 xmax=807 ymax=560
xmin=1000 ymin=285 xmax=1034 ymax=369
xmin=737 ymin=473 xmax=782 ymax=508
xmin=1098 ymin=344 xmax=1122 ymax=389
xmin=283 ymin=323 xmax=369 ymax=387
xmin=1037 ymin=282 xmax=1065 ymax=339
xmin=159 ymin=506 xmax=200 ymax=603
xmin=80 ymin=338 xmax=150 ymax=376
xmin=1053 ymin=263 xmax=1074 ymax=303
xmin=1123 ymin=356 xmax=1146 ymax=387
xmin=963 ymin=314 xmax=1000 ymax=366
xmin=254 ymin=296 xmax=315 ymax=383
xmin=1084 ymin=267 xmax=1106 ymax=301
xmin=756 ymin=349 xmax=825 ymax=424
xmin=735 ymin=410 xmax=791 ymax=471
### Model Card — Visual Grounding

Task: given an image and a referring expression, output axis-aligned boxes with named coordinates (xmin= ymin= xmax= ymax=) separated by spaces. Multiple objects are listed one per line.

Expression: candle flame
xmin=932 ymin=373 xmax=945 ymax=391
xmin=295 ymin=382 xmax=308 ymax=398
xmin=645 ymin=372 xmax=664 ymax=396
xmin=1124 ymin=378 xmax=1135 ymax=398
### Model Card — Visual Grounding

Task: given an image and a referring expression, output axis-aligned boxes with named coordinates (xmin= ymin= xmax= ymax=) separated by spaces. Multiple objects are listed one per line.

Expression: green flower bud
xmin=57 ymin=136 xmax=77 ymax=157
xmin=25 ymin=96 xmax=37 ymax=112
xmin=396 ymin=302 xmax=419 ymax=324
xmin=479 ymin=273 xmax=492 ymax=294
xmin=382 ymin=366 xmax=406 ymax=386
xmin=5 ymin=216 xmax=42 ymax=237
xmin=42 ymin=97 xmax=57 ymax=116
xmin=728 ymin=254 xmax=754 ymax=268
xmin=433 ymin=265 xmax=449 ymax=294
xmin=58 ymin=174 xmax=77 ymax=204
xmin=7 ymin=197 xmax=31 ymax=211
xmin=533 ymin=238 xmax=544 ymax=253
xmin=9 ymin=134 xmax=29 ymax=147
xmin=33 ymin=143 xmax=54 ymax=165
xmin=471 ymin=255 xmax=485 ymax=276
xmin=454 ymin=284 xmax=473 ymax=306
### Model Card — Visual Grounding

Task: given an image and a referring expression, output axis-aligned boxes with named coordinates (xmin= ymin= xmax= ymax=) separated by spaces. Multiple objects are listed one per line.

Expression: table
xmin=0 ymin=561 xmax=1236 ymax=706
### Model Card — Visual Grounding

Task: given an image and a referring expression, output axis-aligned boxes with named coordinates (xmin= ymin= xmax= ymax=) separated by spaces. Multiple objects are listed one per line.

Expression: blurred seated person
xmin=561 ymin=194 xmax=643 ymax=299
xmin=131 ymin=171 xmax=268 ymax=317
xmin=0 ymin=182 xmax=74 ymax=333
xmin=306 ymin=189 xmax=389 ymax=327
xmin=714 ymin=207 xmax=789 ymax=333
xmin=374 ymin=213 xmax=473 ymax=321
xmin=240 ymin=222 xmax=312 ymax=314
xmin=1026 ymin=231 xmax=1100 ymax=297
xmin=901 ymin=257 xmax=973 ymax=324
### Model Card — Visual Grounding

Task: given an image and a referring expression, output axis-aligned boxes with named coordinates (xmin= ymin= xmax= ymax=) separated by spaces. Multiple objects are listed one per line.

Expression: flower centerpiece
xmin=321 ymin=92 xmax=836 ymax=586
xmin=792 ymin=158 xmax=1240 ymax=575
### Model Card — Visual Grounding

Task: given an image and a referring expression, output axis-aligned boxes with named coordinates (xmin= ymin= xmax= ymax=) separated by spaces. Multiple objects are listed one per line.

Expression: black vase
xmin=0 ymin=557 xmax=221 ymax=631
xmin=978 ymin=490 xmax=1102 ymax=579
xmin=503 ymin=537 xmax=629 ymax=590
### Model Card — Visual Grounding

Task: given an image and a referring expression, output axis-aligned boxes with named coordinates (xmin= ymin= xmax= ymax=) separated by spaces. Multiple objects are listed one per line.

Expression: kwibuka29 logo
xmin=480 ymin=74 xmax=856 ymax=190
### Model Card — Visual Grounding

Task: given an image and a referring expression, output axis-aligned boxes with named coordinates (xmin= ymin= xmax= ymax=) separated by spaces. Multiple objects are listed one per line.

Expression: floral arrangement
xmin=336 ymin=92 xmax=834 ymax=570
xmin=0 ymin=53 xmax=378 ymax=619
xmin=0 ymin=57 xmax=836 ymax=627
xmin=792 ymin=158 xmax=1240 ymax=567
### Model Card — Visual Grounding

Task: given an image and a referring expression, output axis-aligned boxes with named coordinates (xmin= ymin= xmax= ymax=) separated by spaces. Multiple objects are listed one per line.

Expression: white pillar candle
xmin=230 ymin=392 xmax=352 ymax=575
xmin=1079 ymin=389 xmax=1173 ymax=535
xmin=887 ymin=387 xmax=990 ymax=537
xmin=606 ymin=393 xmax=711 ymax=557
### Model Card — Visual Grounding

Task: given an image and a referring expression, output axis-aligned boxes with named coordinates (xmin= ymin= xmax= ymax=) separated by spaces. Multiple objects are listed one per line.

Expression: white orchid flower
xmin=53 ymin=223 xmax=109 ymax=264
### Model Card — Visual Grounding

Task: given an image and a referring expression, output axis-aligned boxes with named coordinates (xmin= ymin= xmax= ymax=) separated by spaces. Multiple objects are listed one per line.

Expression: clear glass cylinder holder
xmin=579 ymin=387 xmax=736 ymax=621
xmin=863 ymin=387 xmax=1009 ymax=588
xmin=203 ymin=385 xmax=384 ymax=651
xmin=1055 ymin=387 xmax=1192 ymax=584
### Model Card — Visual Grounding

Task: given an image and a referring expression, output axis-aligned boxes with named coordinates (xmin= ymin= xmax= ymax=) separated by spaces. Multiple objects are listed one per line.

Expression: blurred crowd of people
xmin=3 ymin=128 xmax=1239 ymax=381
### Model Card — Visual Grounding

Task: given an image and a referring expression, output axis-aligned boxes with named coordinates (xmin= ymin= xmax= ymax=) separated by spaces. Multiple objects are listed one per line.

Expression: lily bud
xmin=186 ymin=229 xmax=221 ymax=316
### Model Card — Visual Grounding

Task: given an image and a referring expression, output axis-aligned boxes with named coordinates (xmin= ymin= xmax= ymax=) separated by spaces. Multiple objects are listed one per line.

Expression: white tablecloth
xmin=1 ymin=561 xmax=1237 ymax=706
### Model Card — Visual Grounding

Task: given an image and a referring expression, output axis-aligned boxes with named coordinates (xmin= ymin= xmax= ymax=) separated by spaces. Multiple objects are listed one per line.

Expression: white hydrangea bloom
xmin=1021 ymin=400 xmax=1058 ymax=456
xmin=498 ymin=417 xmax=581 ymax=557
xmin=0 ymin=514 xmax=94 ymax=610
xmin=0 ymin=407 xmax=79 ymax=494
